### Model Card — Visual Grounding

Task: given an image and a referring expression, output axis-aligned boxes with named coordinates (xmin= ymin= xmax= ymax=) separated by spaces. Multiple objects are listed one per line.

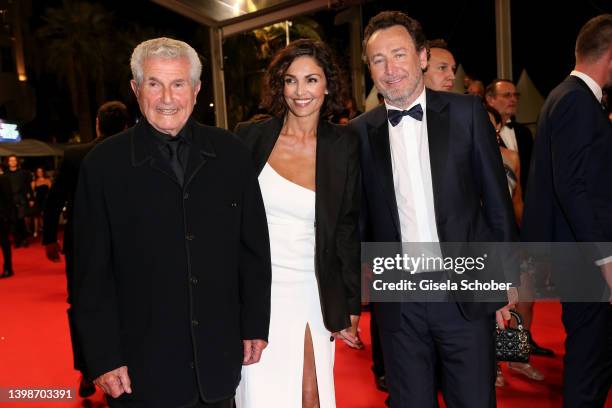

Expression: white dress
xmin=235 ymin=162 xmax=336 ymax=408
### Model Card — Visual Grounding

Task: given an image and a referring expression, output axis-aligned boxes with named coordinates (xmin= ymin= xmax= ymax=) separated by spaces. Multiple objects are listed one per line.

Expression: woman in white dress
xmin=234 ymin=39 xmax=362 ymax=408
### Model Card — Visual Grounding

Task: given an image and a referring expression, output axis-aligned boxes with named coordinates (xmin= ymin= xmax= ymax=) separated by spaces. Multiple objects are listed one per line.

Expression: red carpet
xmin=0 ymin=243 xmax=610 ymax=407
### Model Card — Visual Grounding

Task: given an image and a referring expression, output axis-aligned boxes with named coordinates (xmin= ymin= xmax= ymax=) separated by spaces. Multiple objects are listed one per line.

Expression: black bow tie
xmin=504 ymin=121 xmax=514 ymax=129
xmin=387 ymin=104 xmax=423 ymax=126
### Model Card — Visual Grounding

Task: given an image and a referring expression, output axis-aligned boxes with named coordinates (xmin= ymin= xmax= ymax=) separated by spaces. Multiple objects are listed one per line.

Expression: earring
xmin=324 ymin=90 xmax=329 ymax=95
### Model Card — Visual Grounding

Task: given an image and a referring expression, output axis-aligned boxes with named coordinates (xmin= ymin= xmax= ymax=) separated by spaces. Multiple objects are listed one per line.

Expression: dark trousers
xmin=109 ymin=396 xmax=233 ymax=407
xmin=64 ymin=248 xmax=87 ymax=374
xmin=561 ymin=302 xmax=612 ymax=407
xmin=380 ymin=302 xmax=496 ymax=408
xmin=0 ymin=218 xmax=12 ymax=269
xmin=191 ymin=398 xmax=233 ymax=408
xmin=370 ymin=303 xmax=385 ymax=377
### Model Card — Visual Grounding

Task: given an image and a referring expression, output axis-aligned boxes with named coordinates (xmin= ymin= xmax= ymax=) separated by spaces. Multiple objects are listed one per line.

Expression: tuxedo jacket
xmin=522 ymin=75 xmax=612 ymax=285
xmin=73 ymin=119 xmax=271 ymax=407
xmin=235 ymin=116 xmax=361 ymax=332
xmin=349 ymin=90 xmax=518 ymax=328
xmin=523 ymin=75 xmax=612 ymax=243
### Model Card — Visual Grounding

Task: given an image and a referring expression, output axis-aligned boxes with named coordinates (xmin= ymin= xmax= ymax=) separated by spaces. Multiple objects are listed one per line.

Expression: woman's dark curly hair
xmin=261 ymin=39 xmax=346 ymax=118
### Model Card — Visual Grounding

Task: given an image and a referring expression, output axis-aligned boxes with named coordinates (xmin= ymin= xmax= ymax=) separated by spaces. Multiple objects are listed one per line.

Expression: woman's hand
xmin=333 ymin=315 xmax=363 ymax=349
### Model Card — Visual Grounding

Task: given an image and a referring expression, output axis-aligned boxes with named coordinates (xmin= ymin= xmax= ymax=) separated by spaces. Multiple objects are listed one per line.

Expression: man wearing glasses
xmin=485 ymin=79 xmax=533 ymax=196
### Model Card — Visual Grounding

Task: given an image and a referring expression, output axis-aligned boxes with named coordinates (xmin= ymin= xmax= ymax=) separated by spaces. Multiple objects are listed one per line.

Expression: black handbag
xmin=495 ymin=310 xmax=531 ymax=362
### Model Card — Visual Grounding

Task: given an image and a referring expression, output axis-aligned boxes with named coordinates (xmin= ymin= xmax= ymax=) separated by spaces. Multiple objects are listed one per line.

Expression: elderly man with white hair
xmin=72 ymin=37 xmax=271 ymax=408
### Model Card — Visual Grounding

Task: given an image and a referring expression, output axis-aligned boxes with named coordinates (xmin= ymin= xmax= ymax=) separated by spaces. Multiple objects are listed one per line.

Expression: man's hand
xmin=243 ymin=339 xmax=267 ymax=365
xmin=94 ymin=366 xmax=132 ymax=398
xmin=45 ymin=242 xmax=61 ymax=262
xmin=333 ymin=315 xmax=363 ymax=349
xmin=600 ymin=262 xmax=612 ymax=304
xmin=495 ymin=287 xmax=519 ymax=328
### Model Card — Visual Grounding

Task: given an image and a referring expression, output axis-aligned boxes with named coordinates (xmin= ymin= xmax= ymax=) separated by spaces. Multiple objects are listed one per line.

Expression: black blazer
xmin=73 ymin=119 xmax=271 ymax=407
xmin=523 ymin=75 xmax=612 ymax=273
xmin=234 ymin=116 xmax=361 ymax=332
xmin=523 ymin=75 xmax=612 ymax=244
xmin=43 ymin=142 xmax=96 ymax=252
xmin=349 ymin=90 xmax=518 ymax=328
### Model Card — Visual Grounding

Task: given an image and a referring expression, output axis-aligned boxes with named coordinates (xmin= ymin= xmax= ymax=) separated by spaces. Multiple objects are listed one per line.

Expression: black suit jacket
xmin=73 ymin=119 xmax=271 ymax=407
xmin=349 ymin=90 xmax=518 ymax=328
xmin=43 ymin=142 xmax=96 ymax=253
xmin=234 ymin=117 xmax=361 ymax=332
xmin=522 ymin=76 xmax=612 ymax=295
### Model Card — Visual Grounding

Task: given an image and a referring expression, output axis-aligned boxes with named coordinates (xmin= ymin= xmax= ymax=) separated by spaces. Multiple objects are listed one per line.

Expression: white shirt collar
xmin=384 ymin=87 xmax=427 ymax=115
xmin=570 ymin=70 xmax=603 ymax=103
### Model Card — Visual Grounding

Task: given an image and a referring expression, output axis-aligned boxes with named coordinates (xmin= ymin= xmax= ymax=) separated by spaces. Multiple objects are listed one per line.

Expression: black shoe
xmin=530 ymin=339 xmax=555 ymax=357
xmin=375 ymin=374 xmax=388 ymax=392
xmin=78 ymin=377 xmax=96 ymax=398
xmin=0 ymin=268 xmax=13 ymax=278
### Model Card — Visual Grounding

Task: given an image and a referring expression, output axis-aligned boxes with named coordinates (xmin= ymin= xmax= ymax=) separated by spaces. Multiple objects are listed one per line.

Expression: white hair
xmin=130 ymin=37 xmax=202 ymax=86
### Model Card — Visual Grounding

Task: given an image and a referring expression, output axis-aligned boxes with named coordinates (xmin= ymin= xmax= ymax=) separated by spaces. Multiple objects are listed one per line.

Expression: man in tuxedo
xmin=485 ymin=78 xmax=556 ymax=362
xmin=43 ymin=100 xmax=130 ymax=397
xmin=72 ymin=37 xmax=271 ymax=408
xmin=349 ymin=11 xmax=518 ymax=407
xmin=485 ymin=79 xmax=533 ymax=196
xmin=522 ymin=14 xmax=612 ymax=407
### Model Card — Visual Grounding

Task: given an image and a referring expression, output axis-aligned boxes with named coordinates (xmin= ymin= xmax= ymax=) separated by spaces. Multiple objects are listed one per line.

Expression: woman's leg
xmin=302 ymin=324 xmax=320 ymax=408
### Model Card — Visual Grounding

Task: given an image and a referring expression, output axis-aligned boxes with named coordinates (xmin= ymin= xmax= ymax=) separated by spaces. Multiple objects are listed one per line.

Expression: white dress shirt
xmin=386 ymin=88 xmax=440 ymax=244
xmin=499 ymin=121 xmax=518 ymax=152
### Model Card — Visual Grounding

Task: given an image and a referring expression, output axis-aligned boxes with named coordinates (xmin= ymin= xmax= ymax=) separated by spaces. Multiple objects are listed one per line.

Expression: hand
xmin=94 ymin=366 xmax=132 ymax=398
xmin=243 ymin=339 xmax=267 ymax=365
xmin=600 ymin=262 xmax=612 ymax=304
xmin=333 ymin=315 xmax=363 ymax=349
xmin=495 ymin=287 xmax=518 ymax=329
xmin=45 ymin=242 xmax=62 ymax=262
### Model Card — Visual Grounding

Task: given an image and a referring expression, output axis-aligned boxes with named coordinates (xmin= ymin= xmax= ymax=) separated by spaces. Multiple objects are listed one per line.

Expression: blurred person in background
xmin=42 ymin=100 xmax=130 ymax=398
xmin=423 ymin=38 xmax=457 ymax=92
xmin=5 ymin=155 xmax=33 ymax=248
xmin=30 ymin=167 xmax=52 ymax=239
xmin=0 ymin=172 xmax=14 ymax=278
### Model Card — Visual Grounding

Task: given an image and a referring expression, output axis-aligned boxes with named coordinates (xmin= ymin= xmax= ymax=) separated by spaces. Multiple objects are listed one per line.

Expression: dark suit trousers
xmin=192 ymin=398 xmax=233 ymax=408
xmin=561 ymin=302 xmax=612 ymax=407
xmin=64 ymin=247 xmax=86 ymax=373
xmin=108 ymin=395 xmax=233 ymax=408
xmin=370 ymin=303 xmax=385 ymax=377
xmin=380 ymin=302 xmax=496 ymax=408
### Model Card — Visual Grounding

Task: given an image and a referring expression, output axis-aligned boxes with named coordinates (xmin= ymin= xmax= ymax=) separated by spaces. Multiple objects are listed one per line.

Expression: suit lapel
xmin=367 ymin=105 xmax=401 ymax=237
xmin=316 ymin=121 xmax=343 ymax=234
xmin=183 ymin=122 xmax=216 ymax=189
xmin=249 ymin=118 xmax=283 ymax=175
xmin=426 ymin=89 xmax=450 ymax=239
